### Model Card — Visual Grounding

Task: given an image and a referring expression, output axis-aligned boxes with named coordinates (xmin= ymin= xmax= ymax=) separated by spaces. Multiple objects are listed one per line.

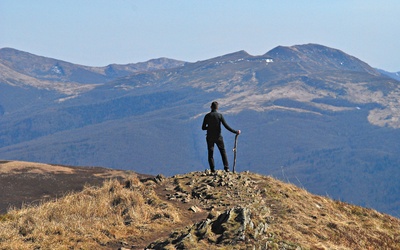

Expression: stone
xmin=154 ymin=174 xmax=165 ymax=183
xmin=147 ymin=206 xmax=270 ymax=249
xmin=189 ymin=205 xmax=202 ymax=213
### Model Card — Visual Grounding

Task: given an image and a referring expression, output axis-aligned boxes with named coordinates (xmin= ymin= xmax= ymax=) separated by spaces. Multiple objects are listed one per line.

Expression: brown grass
xmin=1 ymin=170 xmax=400 ymax=249
xmin=0 ymin=161 xmax=75 ymax=174
xmin=0 ymin=174 xmax=181 ymax=249
xmin=251 ymin=174 xmax=400 ymax=249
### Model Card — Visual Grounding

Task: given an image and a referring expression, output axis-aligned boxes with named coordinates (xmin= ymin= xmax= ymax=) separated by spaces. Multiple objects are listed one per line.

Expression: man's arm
xmin=220 ymin=114 xmax=238 ymax=134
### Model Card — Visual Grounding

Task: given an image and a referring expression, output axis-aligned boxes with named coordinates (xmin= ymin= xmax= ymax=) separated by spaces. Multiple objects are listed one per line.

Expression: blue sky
xmin=1 ymin=0 xmax=399 ymax=71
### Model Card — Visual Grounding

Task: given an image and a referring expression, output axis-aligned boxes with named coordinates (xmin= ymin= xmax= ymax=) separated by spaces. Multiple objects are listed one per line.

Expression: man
xmin=202 ymin=101 xmax=241 ymax=172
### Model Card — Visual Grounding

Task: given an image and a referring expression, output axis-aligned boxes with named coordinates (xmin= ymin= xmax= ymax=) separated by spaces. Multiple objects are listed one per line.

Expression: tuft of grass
xmin=0 ymin=213 xmax=13 ymax=222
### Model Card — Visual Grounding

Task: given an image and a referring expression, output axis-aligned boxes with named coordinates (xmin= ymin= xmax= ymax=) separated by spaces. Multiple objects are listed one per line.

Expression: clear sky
xmin=1 ymin=0 xmax=399 ymax=71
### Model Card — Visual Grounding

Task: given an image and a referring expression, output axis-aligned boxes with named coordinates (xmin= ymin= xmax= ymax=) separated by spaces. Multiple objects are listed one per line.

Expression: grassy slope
xmin=0 ymin=161 xmax=134 ymax=214
xmin=0 ymin=170 xmax=399 ymax=249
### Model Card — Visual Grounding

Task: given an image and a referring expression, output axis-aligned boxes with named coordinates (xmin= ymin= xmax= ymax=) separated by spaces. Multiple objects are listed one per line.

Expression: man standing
xmin=202 ymin=101 xmax=241 ymax=172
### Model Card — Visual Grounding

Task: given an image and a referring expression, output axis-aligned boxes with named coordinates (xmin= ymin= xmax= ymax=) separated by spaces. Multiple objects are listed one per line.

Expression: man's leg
xmin=216 ymin=136 xmax=229 ymax=171
xmin=207 ymin=138 xmax=215 ymax=172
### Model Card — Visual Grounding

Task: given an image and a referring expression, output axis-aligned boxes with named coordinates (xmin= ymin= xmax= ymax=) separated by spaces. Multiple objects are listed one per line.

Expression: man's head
xmin=211 ymin=101 xmax=219 ymax=110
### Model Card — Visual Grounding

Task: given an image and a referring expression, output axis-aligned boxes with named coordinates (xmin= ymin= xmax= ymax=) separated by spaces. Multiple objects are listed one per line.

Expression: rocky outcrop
xmin=165 ymin=170 xmax=264 ymax=211
xmin=145 ymin=171 xmax=302 ymax=249
xmin=146 ymin=206 xmax=279 ymax=249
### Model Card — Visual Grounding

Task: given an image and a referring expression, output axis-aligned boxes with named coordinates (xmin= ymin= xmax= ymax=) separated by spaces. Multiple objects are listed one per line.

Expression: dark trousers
xmin=207 ymin=136 xmax=229 ymax=171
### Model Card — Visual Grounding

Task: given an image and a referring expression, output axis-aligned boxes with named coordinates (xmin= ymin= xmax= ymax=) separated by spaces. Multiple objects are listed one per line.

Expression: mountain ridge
xmin=0 ymin=47 xmax=186 ymax=85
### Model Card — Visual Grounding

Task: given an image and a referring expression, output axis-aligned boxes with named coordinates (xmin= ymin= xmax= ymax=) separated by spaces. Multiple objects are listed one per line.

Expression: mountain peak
xmin=0 ymin=47 xmax=34 ymax=57
xmin=208 ymin=50 xmax=251 ymax=62
xmin=265 ymin=43 xmax=379 ymax=75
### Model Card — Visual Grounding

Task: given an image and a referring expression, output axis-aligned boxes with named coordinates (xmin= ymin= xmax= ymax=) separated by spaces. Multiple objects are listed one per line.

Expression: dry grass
xmin=0 ymin=161 xmax=75 ymax=174
xmin=0 ymin=174 xmax=181 ymax=249
xmin=252 ymin=175 xmax=400 ymax=249
xmin=1 ymin=170 xmax=400 ymax=249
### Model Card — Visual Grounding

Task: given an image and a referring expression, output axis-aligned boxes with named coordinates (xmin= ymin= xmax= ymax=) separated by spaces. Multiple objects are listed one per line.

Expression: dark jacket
xmin=202 ymin=110 xmax=237 ymax=139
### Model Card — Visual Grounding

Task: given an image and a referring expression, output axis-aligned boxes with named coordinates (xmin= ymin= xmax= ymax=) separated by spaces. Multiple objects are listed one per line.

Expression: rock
xmin=154 ymin=174 xmax=165 ymax=183
xmin=189 ymin=205 xmax=202 ymax=213
xmin=147 ymin=206 xmax=268 ymax=249
xmin=207 ymin=210 xmax=218 ymax=219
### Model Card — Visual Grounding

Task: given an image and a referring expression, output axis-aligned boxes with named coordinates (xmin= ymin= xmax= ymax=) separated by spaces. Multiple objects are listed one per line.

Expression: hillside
xmin=1 ymin=44 xmax=400 ymax=218
xmin=0 ymin=160 xmax=138 ymax=213
xmin=0 ymin=168 xmax=399 ymax=249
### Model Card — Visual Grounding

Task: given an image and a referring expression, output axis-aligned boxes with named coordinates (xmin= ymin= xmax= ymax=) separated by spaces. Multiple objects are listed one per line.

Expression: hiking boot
xmin=210 ymin=169 xmax=216 ymax=173
xmin=224 ymin=168 xmax=230 ymax=172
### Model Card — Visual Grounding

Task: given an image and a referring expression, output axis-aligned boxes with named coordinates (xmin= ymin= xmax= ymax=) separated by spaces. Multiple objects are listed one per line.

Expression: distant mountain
xmin=0 ymin=47 xmax=185 ymax=84
xmin=377 ymin=68 xmax=400 ymax=81
xmin=1 ymin=44 xmax=400 ymax=217
xmin=0 ymin=47 xmax=186 ymax=112
xmin=266 ymin=44 xmax=379 ymax=75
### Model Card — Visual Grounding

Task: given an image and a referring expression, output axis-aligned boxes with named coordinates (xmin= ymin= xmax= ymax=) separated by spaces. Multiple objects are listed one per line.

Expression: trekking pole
xmin=232 ymin=134 xmax=239 ymax=173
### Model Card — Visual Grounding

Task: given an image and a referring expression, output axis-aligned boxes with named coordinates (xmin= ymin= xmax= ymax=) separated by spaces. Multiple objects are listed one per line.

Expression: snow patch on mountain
xmin=51 ymin=65 xmax=63 ymax=75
